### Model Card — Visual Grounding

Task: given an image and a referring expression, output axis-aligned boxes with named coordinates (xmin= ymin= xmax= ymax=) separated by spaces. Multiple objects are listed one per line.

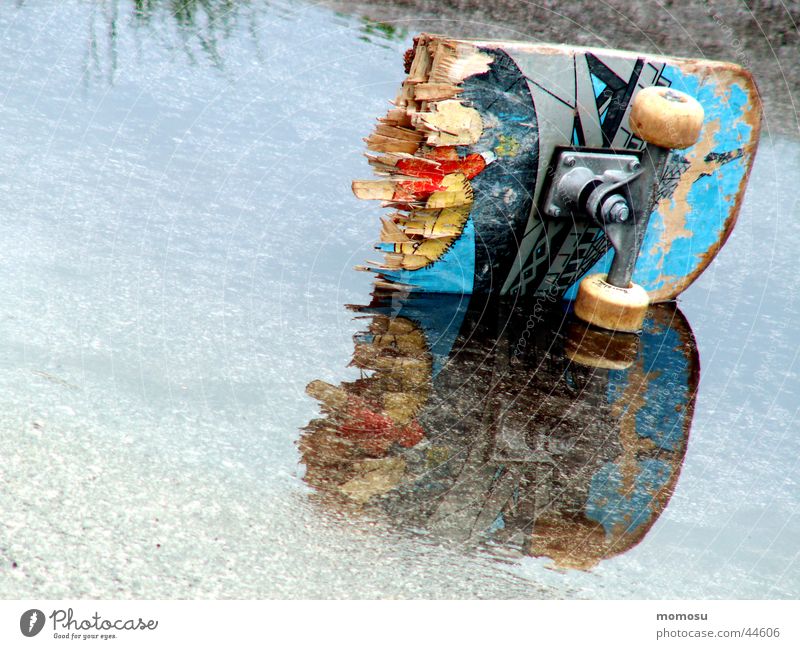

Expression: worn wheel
xmin=574 ymin=273 xmax=649 ymax=333
xmin=629 ymin=86 xmax=704 ymax=149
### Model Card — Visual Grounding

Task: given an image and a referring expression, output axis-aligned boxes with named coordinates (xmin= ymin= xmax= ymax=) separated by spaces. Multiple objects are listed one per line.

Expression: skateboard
xmin=301 ymin=290 xmax=698 ymax=569
xmin=352 ymin=34 xmax=761 ymax=331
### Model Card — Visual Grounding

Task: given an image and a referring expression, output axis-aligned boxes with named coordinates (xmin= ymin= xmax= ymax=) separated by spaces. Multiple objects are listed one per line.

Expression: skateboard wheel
xmin=574 ymin=273 xmax=649 ymax=333
xmin=629 ymin=86 xmax=704 ymax=149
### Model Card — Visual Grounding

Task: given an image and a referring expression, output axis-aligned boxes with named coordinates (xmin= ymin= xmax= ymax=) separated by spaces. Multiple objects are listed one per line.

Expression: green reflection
xmin=358 ymin=16 xmax=408 ymax=45
xmin=79 ymin=1 xmax=408 ymax=86
xmin=83 ymin=0 xmax=265 ymax=84
xmin=131 ymin=0 xmax=241 ymax=67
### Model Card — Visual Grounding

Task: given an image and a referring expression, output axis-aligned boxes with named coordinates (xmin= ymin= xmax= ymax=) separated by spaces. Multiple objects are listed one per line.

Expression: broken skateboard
xmin=352 ymin=34 xmax=761 ymax=331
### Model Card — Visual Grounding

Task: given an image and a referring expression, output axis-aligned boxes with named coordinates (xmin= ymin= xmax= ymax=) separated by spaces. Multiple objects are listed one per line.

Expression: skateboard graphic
xmin=301 ymin=290 xmax=699 ymax=569
xmin=353 ymin=34 xmax=761 ymax=331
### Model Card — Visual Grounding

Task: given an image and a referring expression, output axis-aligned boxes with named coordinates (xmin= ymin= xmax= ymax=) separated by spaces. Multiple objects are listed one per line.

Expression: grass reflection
xmin=131 ymin=0 xmax=242 ymax=66
xmin=81 ymin=1 xmax=409 ymax=86
xmin=356 ymin=16 xmax=408 ymax=46
xmin=84 ymin=0 xmax=265 ymax=84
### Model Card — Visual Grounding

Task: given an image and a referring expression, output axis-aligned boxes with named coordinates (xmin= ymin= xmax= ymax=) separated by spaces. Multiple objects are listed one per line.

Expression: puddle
xmin=0 ymin=0 xmax=796 ymax=599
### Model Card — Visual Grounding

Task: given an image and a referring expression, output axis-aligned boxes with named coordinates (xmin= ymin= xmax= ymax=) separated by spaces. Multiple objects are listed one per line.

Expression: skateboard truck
xmin=542 ymin=87 xmax=705 ymax=333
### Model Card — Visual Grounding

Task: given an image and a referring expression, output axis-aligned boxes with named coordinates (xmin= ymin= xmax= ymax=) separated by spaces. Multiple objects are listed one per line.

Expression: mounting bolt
xmin=564 ymin=156 xmax=576 ymax=168
xmin=550 ymin=206 xmax=562 ymax=217
xmin=628 ymin=160 xmax=641 ymax=172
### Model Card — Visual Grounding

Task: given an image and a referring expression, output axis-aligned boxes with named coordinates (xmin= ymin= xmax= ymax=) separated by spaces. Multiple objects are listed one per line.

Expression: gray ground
xmin=323 ymin=0 xmax=799 ymax=136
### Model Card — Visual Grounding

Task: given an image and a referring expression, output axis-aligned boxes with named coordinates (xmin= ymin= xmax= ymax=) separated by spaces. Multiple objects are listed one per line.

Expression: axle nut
xmin=610 ymin=202 xmax=629 ymax=222
xmin=600 ymin=194 xmax=631 ymax=223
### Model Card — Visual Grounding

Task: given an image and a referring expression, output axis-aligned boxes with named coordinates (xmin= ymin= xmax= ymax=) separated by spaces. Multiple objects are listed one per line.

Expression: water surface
xmin=0 ymin=0 xmax=797 ymax=599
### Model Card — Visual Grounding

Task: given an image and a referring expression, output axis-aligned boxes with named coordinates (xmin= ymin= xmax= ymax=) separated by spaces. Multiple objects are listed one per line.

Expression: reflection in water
xmin=83 ymin=0 xmax=268 ymax=82
xmin=301 ymin=290 xmax=699 ymax=570
xmin=355 ymin=16 xmax=409 ymax=46
xmin=81 ymin=1 xmax=408 ymax=84
xmin=131 ymin=0 xmax=240 ymax=67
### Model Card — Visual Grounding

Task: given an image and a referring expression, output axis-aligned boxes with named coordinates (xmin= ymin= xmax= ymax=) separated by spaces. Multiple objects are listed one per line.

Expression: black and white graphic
xmin=20 ymin=609 xmax=45 ymax=638
xmin=503 ymin=51 xmax=673 ymax=297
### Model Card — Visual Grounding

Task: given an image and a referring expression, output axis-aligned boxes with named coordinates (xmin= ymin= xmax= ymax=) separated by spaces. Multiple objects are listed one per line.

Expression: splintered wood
xmin=352 ymin=34 xmax=494 ymax=273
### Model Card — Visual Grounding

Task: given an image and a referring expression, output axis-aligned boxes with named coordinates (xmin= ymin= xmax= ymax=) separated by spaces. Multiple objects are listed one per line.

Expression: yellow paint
xmin=425 ymin=173 xmax=473 ymax=208
xmin=351 ymin=315 xmax=432 ymax=407
xmin=385 ymin=175 xmax=474 ymax=269
xmin=426 ymin=446 xmax=451 ymax=467
xmin=338 ymin=457 xmax=407 ymax=503
xmin=393 ymin=236 xmax=456 ymax=261
xmin=382 ymin=391 xmax=426 ymax=425
xmin=495 ymin=134 xmax=520 ymax=157
xmin=401 ymin=205 xmax=471 ymax=238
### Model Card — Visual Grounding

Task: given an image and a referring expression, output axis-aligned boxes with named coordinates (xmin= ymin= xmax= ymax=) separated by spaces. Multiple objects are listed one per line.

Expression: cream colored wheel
xmin=574 ymin=273 xmax=649 ymax=333
xmin=629 ymin=86 xmax=704 ymax=149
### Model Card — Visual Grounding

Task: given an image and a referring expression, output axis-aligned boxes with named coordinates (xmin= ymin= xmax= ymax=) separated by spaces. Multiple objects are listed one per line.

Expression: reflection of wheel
xmin=564 ymin=321 xmax=639 ymax=370
xmin=629 ymin=86 xmax=704 ymax=149
xmin=574 ymin=273 xmax=649 ymax=333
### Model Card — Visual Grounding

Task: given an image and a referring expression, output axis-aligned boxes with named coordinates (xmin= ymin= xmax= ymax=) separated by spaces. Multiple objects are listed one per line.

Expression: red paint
xmin=337 ymin=397 xmax=425 ymax=456
xmin=391 ymin=152 xmax=487 ymax=202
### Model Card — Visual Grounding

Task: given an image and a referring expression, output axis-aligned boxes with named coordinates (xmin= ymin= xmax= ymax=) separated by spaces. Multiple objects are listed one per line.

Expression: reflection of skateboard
xmin=353 ymin=34 xmax=761 ymax=330
xmin=301 ymin=290 xmax=699 ymax=569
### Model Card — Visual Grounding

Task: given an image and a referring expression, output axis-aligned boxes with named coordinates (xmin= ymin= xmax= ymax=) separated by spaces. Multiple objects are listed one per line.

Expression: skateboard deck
xmin=353 ymin=34 xmax=762 ymax=302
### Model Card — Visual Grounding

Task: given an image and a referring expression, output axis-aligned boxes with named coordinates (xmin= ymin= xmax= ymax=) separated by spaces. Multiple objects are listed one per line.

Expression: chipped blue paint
xmin=564 ymin=65 xmax=755 ymax=299
xmin=582 ymin=309 xmax=695 ymax=537
xmin=586 ymin=459 xmax=672 ymax=536
xmin=606 ymin=317 xmax=691 ymax=452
